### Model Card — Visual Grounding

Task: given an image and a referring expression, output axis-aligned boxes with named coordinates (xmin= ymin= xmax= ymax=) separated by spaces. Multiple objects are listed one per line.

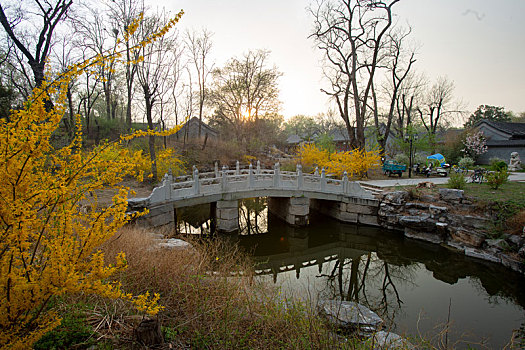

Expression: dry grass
xmin=170 ymin=138 xmax=271 ymax=169
xmin=39 ymin=225 xmax=511 ymax=349
xmin=507 ymin=209 xmax=525 ymax=236
xmin=97 ymin=226 xmax=345 ymax=349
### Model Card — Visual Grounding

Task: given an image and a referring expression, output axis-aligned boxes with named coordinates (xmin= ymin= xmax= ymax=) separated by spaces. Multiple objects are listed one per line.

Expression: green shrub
xmin=458 ymin=156 xmax=475 ymax=169
xmin=447 ymin=171 xmax=467 ymax=189
xmin=315 ymin=133 xmax=335 ymax=153
xmin=414 ymin=153 xmax=427 ymax=165
xmin=280 ymin=159 xmax=298 ymax=172
xmin=489 ymin=158 xmax=508 ymax=171
xmin=394 ymin=153 xmax=409 ymax=165
xmin=486 ymin=168 xmax=509 ymax=189
xmin=33 ymin=306 xmax=94 ymax=350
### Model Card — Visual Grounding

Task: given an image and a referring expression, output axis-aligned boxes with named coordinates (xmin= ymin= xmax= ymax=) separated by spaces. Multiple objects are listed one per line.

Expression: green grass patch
xmin=33 ymin=302 xmax=95 ymax=350
xmin=461 ymin=182 xmax=525 ymax=203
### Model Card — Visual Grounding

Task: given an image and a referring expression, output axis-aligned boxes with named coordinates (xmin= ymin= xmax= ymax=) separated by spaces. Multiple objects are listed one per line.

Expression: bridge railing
xmin=141 ymin=160 xmax=374 ymax=205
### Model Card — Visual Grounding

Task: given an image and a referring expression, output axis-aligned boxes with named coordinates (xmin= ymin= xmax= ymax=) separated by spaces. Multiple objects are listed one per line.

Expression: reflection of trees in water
xmin=321 ymin=253 xmax=417 ymax=325
xmin=239 ymin=198 xmax=268 ymax=235
xmin=176 ymin=204 xmax=212 ymax=235
xmin=175 ymin=199 xmax=269 ymax=235
xmin=469 ymin=276 xmax=508 ymax=307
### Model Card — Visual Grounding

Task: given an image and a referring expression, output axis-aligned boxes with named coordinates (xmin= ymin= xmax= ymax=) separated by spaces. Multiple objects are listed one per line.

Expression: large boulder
xmin=371 ymin=331 xmax=415 ymax=350
xmin=448 ymin=228 xmax=486 ymax=248
xmin=318 ymin=300 xmax=383 ymax=334
xmin=157 ymin=238 xmax=193 ymax=250
xmin=398 ymin=214 xmax=435 ymax=231
xmin=438 ymin=188 xmax=464 ymax=201
xmin=382 ymin=191 xmax=409 ymax=205
xmin=459 ymin=215 xmax=490 ymax=230
xmin=405 ymin=228 xmax=444 ymax=244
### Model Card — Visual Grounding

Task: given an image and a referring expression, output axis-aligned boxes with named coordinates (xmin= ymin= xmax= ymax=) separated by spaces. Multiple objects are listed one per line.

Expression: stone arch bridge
xmin=128 ymin=161 xmax=380 ymax=232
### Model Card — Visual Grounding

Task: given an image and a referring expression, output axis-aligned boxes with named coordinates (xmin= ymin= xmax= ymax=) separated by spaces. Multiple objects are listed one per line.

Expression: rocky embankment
xmin=378 ymin=188 xmax=525 ymax=274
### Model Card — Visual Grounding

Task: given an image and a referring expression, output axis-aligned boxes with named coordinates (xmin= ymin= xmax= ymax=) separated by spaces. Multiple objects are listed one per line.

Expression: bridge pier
xmin=268 ymin=196 xmax=310 ymax=226
xmin=215 ymin=200 xmax=239 ymax=233
xmin=310 ymin=198 xmax=380 ymax=226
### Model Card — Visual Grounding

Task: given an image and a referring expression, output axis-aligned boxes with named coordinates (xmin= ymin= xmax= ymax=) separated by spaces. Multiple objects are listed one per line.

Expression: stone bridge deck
xmin=128 ymin=161 xmax=380 ymax=232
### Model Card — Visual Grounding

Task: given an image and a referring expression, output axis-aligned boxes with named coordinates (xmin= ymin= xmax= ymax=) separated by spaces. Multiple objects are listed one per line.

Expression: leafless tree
xmin=371 ymin=27 xmax=416 ymax=155
xmin=2 ymin=45 xmax=33 ymax=100
xmin=209 ymin=49 xmax=282 ymax=142
xmin=0 ymin=0 xmax=73 ymax=88
xmin=108 ymin=0 xmax=144 ymax=128
xmin=168 ymin=43 xmax=191 ymax=139
xmin=393 ymin=72 xmax=425 ymax=140
xmin=309 ymin=0 xmax=400 ymax=149
xmin=185 ymin=28 xmax=214 ymax=137
xmin=136 ymin=12 xmax=177 ymax=182
xmin=52 ymin=36 xmax=80 ymax=137
xmin=73 ymin=5 xmax=120 ymax=120
xmin=76 ymin=56 xmax=101 ymax=137
xmin=417 ymin=76 xmax=463 ymax=152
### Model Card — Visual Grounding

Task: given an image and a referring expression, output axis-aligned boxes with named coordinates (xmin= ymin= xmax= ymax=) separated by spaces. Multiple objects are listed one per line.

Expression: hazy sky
xmin=159 ymin=0 xmax=525 ymax=119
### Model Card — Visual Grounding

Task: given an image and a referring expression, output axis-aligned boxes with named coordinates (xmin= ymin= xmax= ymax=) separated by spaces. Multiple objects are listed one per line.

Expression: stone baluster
xmin=248 ymin=163 xmax=254 ymax=188
xmin=320 ymin=167 xmax=326 ymax=191
xmin=343 ymin=171 xmax=348 ymax=194
xmin=297 ymin=164 xmax=303 ymax=189
xmin=236 ymin=160 xmax=240 ymax=175
xmin=273 ymin=162 xmax=281 ymax=188
xmin=193 ymin=168 xmax=200 ymax=195
xmin=163 ymin=169 xmax=174 ymax=200
xmin=221 ymin=165 xmax=228 ymax=191
xmin=214 ymin=161 xmax=219 ymax=178
xmin=256 ymin=160 xmax=261 ymax=175
xmin=314 ymin=166 xmax=319 ymax=176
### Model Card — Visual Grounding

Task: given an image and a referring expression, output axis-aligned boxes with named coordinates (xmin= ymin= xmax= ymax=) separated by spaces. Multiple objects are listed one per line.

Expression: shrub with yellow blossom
xmin=295 ymin=143 xmax=330 ymax=169
xmin=94 ymin=143 xmax=185 ymax=181
xmin=296 ymin=143 xmax=381 ymax=179
xmin=0 ymin=10 xmax=184 ymax=349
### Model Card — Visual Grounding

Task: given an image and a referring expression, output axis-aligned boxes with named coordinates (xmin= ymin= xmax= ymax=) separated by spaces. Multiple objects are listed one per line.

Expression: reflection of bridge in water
xmin=238 ymin=214 xmax=525 ymax=308
xmin=253 ymin=235 xmax=368 ymax=281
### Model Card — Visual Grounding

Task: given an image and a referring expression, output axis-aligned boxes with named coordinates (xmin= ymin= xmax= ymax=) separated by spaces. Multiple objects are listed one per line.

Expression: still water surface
xmin=177 ymin=200 xmax=525 ymax=348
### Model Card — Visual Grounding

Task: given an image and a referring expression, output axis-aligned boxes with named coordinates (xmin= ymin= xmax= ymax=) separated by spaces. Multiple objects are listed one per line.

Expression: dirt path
xmin=92 ymin=178 xmax=155 ymax=208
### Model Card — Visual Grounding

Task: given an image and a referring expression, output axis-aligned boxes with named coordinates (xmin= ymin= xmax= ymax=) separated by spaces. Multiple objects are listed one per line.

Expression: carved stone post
xmin=343 ymin=171 xmax=348 ymax=194
xmin=314 ymin=166 xmax=319 ymax=176
xmin=320 ymin=168 xmax=326 ymax=191
xmin=248 ymin=163 xmax=254 ymax=188
xmin=162 ymin=169 xmax=173 ymax=200
xmin=221 ymin=165 xmax=228 ymax=191
xmin=256 ymin=160 xmax=261 ymax=175
xmin=214 ymin=161 xmax=219 ymax=178
xmin=297 ymin=164 xmax=303 ymax=189
xmin=193 ymin=168 xmax=200 ymax=195
xmin=273 ymin=162 xmax=281 ymax=188
xmin=236 ymin=160 xmax=240 ymax=175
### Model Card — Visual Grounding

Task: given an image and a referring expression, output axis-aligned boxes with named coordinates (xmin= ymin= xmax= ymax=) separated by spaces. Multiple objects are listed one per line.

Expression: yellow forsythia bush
xmin=296 ymin=143 xmax=381 ymax=178
xmin=93 ymin=144 xmax=184 ymax=180
xmin=153 ymin=147 xmax=185 ymax=178
xmin=0 ymin=11 xmax=184 ymax=349
xmin=295 ymin=143 xmax=330 ymax=168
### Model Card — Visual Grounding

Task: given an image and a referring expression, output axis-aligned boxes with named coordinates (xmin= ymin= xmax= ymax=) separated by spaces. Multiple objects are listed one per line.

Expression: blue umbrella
xmin=427 ymin=153 xmax=446 ymax=166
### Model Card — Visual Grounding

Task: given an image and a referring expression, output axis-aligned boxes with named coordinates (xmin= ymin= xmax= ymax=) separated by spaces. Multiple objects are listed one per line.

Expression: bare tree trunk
xmin=65 ymin=85 xmax=75 ymax=139
xmin=144 ymin=89 xmax=157 ymax=182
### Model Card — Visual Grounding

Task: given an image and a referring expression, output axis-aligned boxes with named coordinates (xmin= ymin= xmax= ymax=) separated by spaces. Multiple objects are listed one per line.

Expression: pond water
xmin=176 ymin=199 xmax=525 ymax=349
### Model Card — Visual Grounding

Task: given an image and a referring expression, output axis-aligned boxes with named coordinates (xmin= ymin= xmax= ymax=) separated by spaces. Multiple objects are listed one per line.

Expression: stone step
xmin=359 ymin=183 xmax=383 ymax=194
